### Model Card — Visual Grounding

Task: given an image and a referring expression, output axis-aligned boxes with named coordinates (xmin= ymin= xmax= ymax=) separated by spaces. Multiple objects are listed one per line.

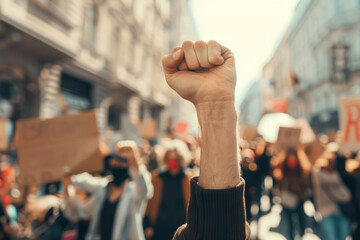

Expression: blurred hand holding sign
xmin=276 ymin=127 xmax=301 ymax=150
xmin=339 ymin=96 xmax=360 ymax=151
xmin=14 ymin=111 xmax=102 ymax=185
xmin=139 ymin=119 xmax=157 ymax=139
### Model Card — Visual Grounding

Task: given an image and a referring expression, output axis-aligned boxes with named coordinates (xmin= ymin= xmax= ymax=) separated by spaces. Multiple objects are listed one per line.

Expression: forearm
xmin=196 ymin=101 xmax=241 ymax=189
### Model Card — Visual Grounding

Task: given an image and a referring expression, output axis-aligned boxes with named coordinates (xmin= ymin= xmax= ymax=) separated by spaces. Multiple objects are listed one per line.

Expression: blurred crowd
xmin=0 ymin=129 xmax=201 ymax=240
xmin=0 ymin=127 xmax=359 ymax=240
xmin=240 ymin=131 xmax=360 ymax=240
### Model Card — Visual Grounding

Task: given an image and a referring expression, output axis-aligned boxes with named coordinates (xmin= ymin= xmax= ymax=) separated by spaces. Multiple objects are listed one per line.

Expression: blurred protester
xmin=144 ymin=148 xmax=191 ymax=240
xmin=0 ymin=197 xmax=12 ymax=240
xmin=272 ymin=148 xmax=311 ymax=240
xmin=312 ymin=146 xmax=352 ymax=240
xmin=241 ymin=148 xmax=259 ymax=222
xmin=64 ymin=141 xmax=153 ymax=240
xmin=62 ymin=178 xmax=93 ymax=240
xmin=345 ymin=156 xmax=360 ymax=239
xmin=255 ymin=139 xmax=274 ymax=212
xmin=140 ymin=140 xmax=159 ymax=172
xmin=25 ymin=194 xmax=64 ymax=240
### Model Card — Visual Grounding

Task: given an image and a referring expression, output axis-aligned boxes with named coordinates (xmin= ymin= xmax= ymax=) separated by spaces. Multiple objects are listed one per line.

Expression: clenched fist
xmin=162 ymin=40 xmax=236 ymax=104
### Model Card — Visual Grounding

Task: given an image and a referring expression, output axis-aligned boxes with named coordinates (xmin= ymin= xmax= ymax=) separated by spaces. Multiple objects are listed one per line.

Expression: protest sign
xmin=139 ymin=119 xmax=157 ymax=139
xmin=276 ymin=127 xmax=301 ymax=150
xmin=0 ymin=119 xmax=8 ymax=151
xmin=339 ymin=96 xmax=360 ymax=152
xmin=14 ymin=111 xmax=102 ymax=185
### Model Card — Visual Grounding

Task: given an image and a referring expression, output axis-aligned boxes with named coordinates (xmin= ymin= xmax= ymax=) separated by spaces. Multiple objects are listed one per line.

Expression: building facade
xmin=239 ymin=81 xmax=261 ymax=126
xmin=0 ymin=0 xmax=197 ymax=144
xmin=261 ymin=0 xmax=360 ymax=133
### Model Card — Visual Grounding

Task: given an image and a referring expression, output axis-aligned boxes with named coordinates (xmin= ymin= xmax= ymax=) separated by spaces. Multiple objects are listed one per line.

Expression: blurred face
xmin=166 ymin=150 xmax=180 ymax=173
xmin=109 ymin=158 xmax=128 ymax=169
xmin=109 ymin=158 xmax=129 ymax=187
xmin=287 ymin=154 xmax=298 ymax=169
xmin=167 ymin=150 xmax=178 ymax=160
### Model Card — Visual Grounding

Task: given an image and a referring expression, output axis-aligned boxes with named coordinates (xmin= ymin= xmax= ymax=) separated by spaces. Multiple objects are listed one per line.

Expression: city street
xmin=249 ymin=198 xmax=323 ymax=240
xmin=1 ymin=0 xmax=360 ymax=239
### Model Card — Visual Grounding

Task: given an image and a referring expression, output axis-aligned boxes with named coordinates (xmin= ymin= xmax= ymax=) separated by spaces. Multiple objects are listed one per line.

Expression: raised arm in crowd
xmin=161 ymin=40 xmax=250 ymax=240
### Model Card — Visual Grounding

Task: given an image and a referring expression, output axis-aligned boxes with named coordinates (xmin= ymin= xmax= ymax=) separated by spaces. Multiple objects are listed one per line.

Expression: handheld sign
xmin=14 ymin=111 xmax=102 ymax=185
xmin=139 ymin=119 xmax=157 ymax=139
xmin=339 ymin=96 xmax=360 ymax=152
xmin=276 ymin=127 xmax=301 ymax=150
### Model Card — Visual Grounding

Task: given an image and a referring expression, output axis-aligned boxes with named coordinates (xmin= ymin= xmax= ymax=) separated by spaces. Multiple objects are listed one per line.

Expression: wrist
xmin=195 ymin=100 xmax=240 ymax=189
xmin=195 ymin=101 xmax=237 ymax=123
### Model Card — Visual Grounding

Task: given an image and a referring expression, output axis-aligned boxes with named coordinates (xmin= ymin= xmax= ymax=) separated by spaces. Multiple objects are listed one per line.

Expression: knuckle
xmin=182 ymin=40 xmax=194 ymax=49
xmin=209 ymin=55 xmax=220 ymax=64
xmin=194 ymin=40 xmax=206 ymax=49
xmin=208 ymin=40 xmax=218 ymax=46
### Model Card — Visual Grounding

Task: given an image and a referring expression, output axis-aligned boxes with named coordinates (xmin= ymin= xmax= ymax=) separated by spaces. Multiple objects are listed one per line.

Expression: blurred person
xmin=161 ymin=40 xmax=249 ymax=239
xmin=312 ymin=148 xmax=352 ymax=240
xmin=144 ymin=148 xmax=191 ymax=240
xmin=241 ymin=148 xmax=259 ymax=222
xmin=272 ymin=148 xmax=311 ymax=240
xmin=344 ymin=155 xmax=360 ymax=239
xmin=62 ymin=178 xmax=93 ymax=240
xmin=140 ymin=140 xmax=159 ymax=172
xmin=0 ymin=197 xmax=12 ymax=240
xmin=255 ymin=139 xmax=274 ymax=210
xmin=64 ymin=141 xmax=153 ymax=240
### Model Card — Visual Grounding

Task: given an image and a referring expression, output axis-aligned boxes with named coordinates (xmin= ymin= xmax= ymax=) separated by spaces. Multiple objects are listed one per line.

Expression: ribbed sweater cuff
xmin=186 ymin=177 xmax=247 ymax=240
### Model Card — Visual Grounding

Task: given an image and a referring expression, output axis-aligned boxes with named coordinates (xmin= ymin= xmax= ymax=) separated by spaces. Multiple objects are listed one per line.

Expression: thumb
xmin=162 ymin=47 xmax=184 ymax=75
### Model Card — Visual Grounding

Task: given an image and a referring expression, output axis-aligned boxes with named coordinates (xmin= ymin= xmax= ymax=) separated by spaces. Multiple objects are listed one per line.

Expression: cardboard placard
xmin=339 ymin=96 xmax=360 ymax=152
xmin=276 ymin=127 xmax=301 ymax=150
xmin=0 ymin=119 xmax=8 ymax=151
xmin=14 ymin=111 xmax=102 ymax=185
xmin=139 ymin=119 xmax=157 ymax=139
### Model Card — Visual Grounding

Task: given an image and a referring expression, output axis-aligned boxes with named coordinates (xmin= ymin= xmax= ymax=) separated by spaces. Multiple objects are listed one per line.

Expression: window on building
xmin=108 ymin=105 xmax=121 ymax=130
xmin=0 ymin=82 xmax=16 ymax=100
xmin=83 ymin=3 xmax=97 ymax=48
xmin=60 ymin=73 xmax=93 ymax=112
xmin=30 ymin=0 xmax=71 ymax=26
xmin=34 ymin=0 xmax=62 ymax=10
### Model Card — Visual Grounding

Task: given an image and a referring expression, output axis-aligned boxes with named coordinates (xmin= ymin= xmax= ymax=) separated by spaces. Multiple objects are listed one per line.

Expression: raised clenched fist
xmin=162 ymin=40 xmax=236 ymax=104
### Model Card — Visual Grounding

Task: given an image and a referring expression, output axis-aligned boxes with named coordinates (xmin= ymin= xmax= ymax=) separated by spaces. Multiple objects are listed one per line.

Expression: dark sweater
xmin=173 ymin=177 xmax=249 ymax=240
xmin=154 ymin=171 xmax=186 ymax=239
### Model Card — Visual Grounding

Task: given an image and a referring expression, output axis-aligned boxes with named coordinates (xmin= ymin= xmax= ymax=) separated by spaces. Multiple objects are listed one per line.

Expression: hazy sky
xmin=191 ymin=0 xmax=299 ymax=107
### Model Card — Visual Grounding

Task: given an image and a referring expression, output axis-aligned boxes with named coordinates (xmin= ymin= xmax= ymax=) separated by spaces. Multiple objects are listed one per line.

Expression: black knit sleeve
xmin=173 ymin=177 xmax=249 ymax=240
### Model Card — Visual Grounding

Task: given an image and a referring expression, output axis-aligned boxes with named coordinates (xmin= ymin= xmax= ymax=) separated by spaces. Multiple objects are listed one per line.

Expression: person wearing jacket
xmin=161 ymin=40 xmax=250 ymax=239
xmin=144 ymin=149 xmax=191 ymax=240
xmin=271 ymin=148 xmax=311 ymax=240
xmin=312 ymin=149 xmax=352 ymax=240
xmin=63 ymin=141 xmax=153 ymax=240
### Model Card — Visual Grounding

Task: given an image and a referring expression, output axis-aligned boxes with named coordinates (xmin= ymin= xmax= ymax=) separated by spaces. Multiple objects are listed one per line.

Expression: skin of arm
xmin=162 ymin=40 xmax=241 ymax=189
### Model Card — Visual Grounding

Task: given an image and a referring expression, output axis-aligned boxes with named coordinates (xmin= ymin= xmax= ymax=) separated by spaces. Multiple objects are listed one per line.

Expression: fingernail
xmin=172 ymin=49 xmax=182 ymax=60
